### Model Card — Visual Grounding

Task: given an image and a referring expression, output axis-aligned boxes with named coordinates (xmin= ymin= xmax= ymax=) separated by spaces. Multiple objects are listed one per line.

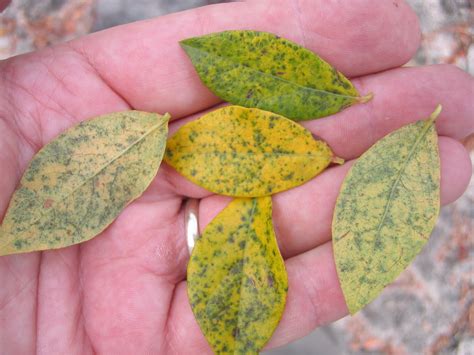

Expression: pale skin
xmin=0 ymin=0 xmax=473 ymax=353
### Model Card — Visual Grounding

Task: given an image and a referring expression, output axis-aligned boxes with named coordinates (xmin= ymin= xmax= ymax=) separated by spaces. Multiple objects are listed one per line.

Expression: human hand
xmin=0 ymin=0 xmax=472 ymax=353
xmin=0 ymin=0 xmax=9 ymax=12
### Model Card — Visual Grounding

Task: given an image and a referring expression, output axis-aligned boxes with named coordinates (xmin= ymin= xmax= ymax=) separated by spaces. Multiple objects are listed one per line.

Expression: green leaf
xmin=165 ymin=106 xmax=339 ymax=197
xmin=181 ymin=30 xmax=371 ymax=121
xmin=332 ymin=105 xmax=442 ymax=314
xmin=188 ymin=196 xmax=288 ymax=354
xmin=0 ymin=111 xmax=170 ymax=256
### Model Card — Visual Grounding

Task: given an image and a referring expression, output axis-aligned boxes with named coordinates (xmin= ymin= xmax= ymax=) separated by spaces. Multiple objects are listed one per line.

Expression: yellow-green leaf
xmin=332 ymin=106 xmax=442 ymax=314
xmin=0 ymin=111 xmax=170 ymax=256
xmin=188 ymin=196 xmax=287 ymax=354
xmin=181 ymin=30 xmax=371 ymax=121
xmin=165 ymin=106 xmax=337 ymax=197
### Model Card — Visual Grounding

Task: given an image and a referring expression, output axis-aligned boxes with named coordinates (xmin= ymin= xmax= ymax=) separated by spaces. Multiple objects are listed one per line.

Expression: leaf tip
xmin=179 ymin=37 xmax=196 ymax=49
xmin=162 ymin=112 xmax=171 ymax=123
xmin=348 ymin=307 xmax=359 ymax=316
xmin=358 ymin=92 xmax=374 ymax=104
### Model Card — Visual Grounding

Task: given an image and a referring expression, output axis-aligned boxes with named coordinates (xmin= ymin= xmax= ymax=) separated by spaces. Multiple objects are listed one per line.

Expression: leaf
xmin=332 ymin=106 xmax=442 ymax=314
xmin=165 ymin=106 xmax=338 ymax=197
xmin=0 ymin=111 xmax=170 ymax=256
xmin=188 ymin=196 xmax=288 ymax=354
xmin=181 ymin=30 xmax=371 ymax=121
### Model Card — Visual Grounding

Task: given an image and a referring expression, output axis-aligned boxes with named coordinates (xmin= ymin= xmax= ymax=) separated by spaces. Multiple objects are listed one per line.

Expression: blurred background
xmin=0 ymin=1 xmax=472 ymax=354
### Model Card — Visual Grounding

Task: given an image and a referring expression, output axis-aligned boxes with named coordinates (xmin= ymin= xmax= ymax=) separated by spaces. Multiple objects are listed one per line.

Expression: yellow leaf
xmin=332 ymin=106 xmax=442 ymax=314
xmin=165 ymin=106 xmax=338 ymax=197
xmin=188 ymin=196 xmax=288 ymax=354
xmin=0 ymin=111 xmax=170 ymax=256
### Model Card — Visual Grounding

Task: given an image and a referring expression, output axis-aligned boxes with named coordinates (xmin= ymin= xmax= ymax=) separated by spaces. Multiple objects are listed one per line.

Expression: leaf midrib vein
xmin=199 ymin=199 xmax=259 ymax=352
xmin=374 ymin=120 xmax=435 ymax=243
xmin=175 ymin=147 xmax=326 ymax=159
xmin=8 ymin=118 xmax=167 ymax=235
xmin=185 ymin=45 xmax=359 ymax=100
xmin=235 ymin=198 xmax=258 ymax=353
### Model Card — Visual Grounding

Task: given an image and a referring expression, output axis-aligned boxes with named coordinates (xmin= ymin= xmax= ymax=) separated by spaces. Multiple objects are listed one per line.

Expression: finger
xmin=0 ymin=0 xmax=10 ymax=12
xmin=161 ymin=64 xmax=473 ymax=199
xmin=303 ymin=65 xmax=474 ymax=159
xmin=77 ymin=198 xmax=188 ymax=354
xmin=0 ymin=253 xmax=39 ymax=354
xmin=166 ymin=241 xmax=345 ymax=352
xmin=66 ymin=0 xmax=420 ymax=117
xmin=199 ymin=136 xmax=472 ymax=259
xmin=144 ymin=163 xmax=212 ymax=201
xmin=35 ymin=247 xmax=90 ymax=353
xmin=265 ymin=241 xmax=346 ymax=349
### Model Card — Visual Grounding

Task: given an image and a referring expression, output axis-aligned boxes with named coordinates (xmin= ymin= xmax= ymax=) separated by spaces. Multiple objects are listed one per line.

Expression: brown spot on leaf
xmin=43 ymin=199 xmax=54 ymax=209
xmin=232 ymin=327 xmax=240 ymax=339
xmin=268 ymin=275 xmax=274 ymax=287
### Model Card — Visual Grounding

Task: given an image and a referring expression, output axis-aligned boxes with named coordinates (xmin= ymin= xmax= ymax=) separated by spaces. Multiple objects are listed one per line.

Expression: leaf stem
xmin=427 ymin=104 xmax=442 ymax=125
xmin=162 ymin=112 xmax=171 ymax=123
xmin=358 ymin=92 xmax=374 ymax=104
xmin=332 ymin=156 xmax=345 ymax=165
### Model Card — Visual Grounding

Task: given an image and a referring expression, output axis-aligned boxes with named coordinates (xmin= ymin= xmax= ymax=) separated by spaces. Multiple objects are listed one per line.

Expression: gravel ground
xmin=0 ymin=1 xmax=473 ymax=354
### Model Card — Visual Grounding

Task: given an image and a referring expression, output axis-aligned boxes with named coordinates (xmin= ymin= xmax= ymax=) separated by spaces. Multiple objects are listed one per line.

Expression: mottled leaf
xmin=181 ymin=30 xmax=371 ymax=120
xmin=0 ymin=111 xmax=170 ymax=256
xmin=332 ymin=106 xmax=442 ymax=314
xmin=165 ymin=106 xmax=338 ymax=197
xmin=188 ymin=196 xmax=287 ymax=354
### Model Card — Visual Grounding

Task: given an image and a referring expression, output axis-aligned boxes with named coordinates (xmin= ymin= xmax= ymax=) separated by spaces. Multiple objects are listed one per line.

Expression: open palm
xmin=1 ymin=0 xmax=473 ymax=353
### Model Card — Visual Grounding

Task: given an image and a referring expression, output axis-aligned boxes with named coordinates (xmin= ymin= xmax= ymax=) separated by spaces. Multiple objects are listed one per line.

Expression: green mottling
xmin=13 ymin=239 xmax=28 ymax=250
xmin=165 ymin=106 xmax=335 ymax=197
xmin=188 ymin=197 xmax=288 ymax=354
xmin=0 ymin=111 xmax=170 ymax=256
xmin=181 ymin=30 xmax=370 ymax=120
xmin=332 ymin=106 xmax=442 ymax=314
